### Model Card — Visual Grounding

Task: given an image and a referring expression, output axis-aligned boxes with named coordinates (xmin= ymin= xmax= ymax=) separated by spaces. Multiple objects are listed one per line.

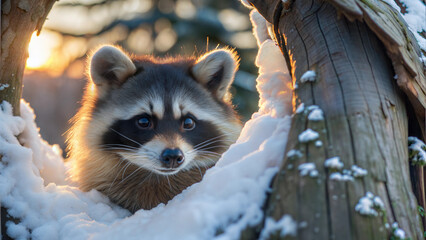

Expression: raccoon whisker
xmin=110 ymin=128 xmax=143 ymax=147
xmin=187 ymin=142 xmax=227 ymax=154
xmin=100 ymin=143 xmax=140 ymax=149
xmin=120 ymin=165 xmax=145 ymax=184
xmin=100 ymin=147 xmax=140 ymax=153
xmin=121 ymin=161 xmax=133 ymax=180
xmin=195 ymin=145 xmax=231 ymax=151
xmin=196 ymin=152 xmax=222 ymax=158
xmin=191 ymin=131 xmax=239 ymax=149
xmin=196 ymin=165 xmax=203 ymax=178
xmin=191 ymin=141 xmax=234 ymax=152
xmin=166 ymin=176 xmax=172 ymax=191
xmin=191 ymin=133 xmax=237 ymax=149
xmin=124 ymin=152 xmax=158 ymax=160
xmin=100 ymin=146 xmax=139 ymax=151
xmin=136 ymin=171 xmax=155 ymax=188
xmin=108 ymin=159 xmax=127 ymax=191
xmin=197 ymin=156 xmax=218 ymax=165
xmin=190 ymin=146 xmax=230 ymax=155
xmin=191 ymin=141 xmax=235 ymax=153
xmin=108 ymin=159 xmax=131 ymax=193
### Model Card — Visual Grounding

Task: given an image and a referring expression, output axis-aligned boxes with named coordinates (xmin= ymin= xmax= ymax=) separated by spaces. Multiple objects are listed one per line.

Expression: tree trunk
xmin=247 ymin=0 xmax=424 ymax=239
xmin=0 ymin=0 xmax=56 ymax=238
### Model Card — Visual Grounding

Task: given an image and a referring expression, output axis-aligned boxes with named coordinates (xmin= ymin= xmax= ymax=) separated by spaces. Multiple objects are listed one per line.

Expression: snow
xmin=308 ymin=108 xmax=324 ymax=121
xmin=298 ymin=163 xmax=318 ymax=178
xmin=324 ymin=157 xmax=344 ymax=170
xmin=391 ymin=222 xmax=407 ymax=239
xmin=298 ymin=129 xmax=319 ymax=143
xmin=355 ymin=192 xmax=385 ymax=216
xmin=351 ymin=165 xmax=368 ymax=177
xmin=0 ymin=83 xmax=9 ymax=91
xmin=295 ymin=103 xmax=304 ymax=114
xmin=259 ymin=215 xmax=297 ymax=239
xmin=300 ymin=70 xmax=316 ymax=83
xmin=383 ymin=0 xmax=426 ymax=59
xmin=408 ymin=136 xmax=426 ymax=165
xmin=286 ymin=149 xmax=303 ymax=159
xmin=249 ymin=10 xmax=269 ymax=47
xmin=0 ymin=11 xmax=294 ymax=239
xmin=329 ymin=172 xmax=353 ymax=182
xmin=394 ymin=228 xmax=406 ymax=239
xmin=315 ymin=140 xmax=323 ymax=147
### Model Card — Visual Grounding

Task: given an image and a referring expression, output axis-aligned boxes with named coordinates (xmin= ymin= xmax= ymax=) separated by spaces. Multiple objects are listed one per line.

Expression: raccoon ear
xmin=192 ymin=49 xmax=239 ymax=100
xmin=89 ymin=45 xmax=136 ymax=87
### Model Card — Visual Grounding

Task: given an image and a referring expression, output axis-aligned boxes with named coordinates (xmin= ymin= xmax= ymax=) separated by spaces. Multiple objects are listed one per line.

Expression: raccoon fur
xmin=67 ymin=45 xmax=242 ymax=212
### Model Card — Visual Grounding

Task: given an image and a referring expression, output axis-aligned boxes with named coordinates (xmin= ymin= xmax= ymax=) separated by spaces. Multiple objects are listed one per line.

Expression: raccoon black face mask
xmin=67 ymin=45 xmax=242 ymax=211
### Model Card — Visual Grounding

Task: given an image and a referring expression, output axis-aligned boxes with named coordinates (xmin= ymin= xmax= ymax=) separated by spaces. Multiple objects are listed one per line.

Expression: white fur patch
xmin=172 ymin=101 xmax=182 ymax=119
xmin=151 ymin=97 xmax=165 ymax=119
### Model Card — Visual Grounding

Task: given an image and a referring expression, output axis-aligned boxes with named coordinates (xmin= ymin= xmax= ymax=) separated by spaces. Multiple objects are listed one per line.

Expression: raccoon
xmin=67 ymin=45 xmax=242 ymax=211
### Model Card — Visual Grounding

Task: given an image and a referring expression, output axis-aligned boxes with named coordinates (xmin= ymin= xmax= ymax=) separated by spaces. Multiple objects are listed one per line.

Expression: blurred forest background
xmin=23 ymin=0 xmax=259 ymax=154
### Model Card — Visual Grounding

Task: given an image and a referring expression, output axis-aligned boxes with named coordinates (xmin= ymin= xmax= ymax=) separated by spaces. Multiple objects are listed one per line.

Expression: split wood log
xmin=245 ymin=0 xmax=425 ymax=239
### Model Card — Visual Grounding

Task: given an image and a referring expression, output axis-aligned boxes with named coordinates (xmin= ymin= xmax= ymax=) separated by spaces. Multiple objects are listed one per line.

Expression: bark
xmin=0 ymin=0 xmax=56 ymax=238
xmin=246 ymin=0 xmax=424 ymax=239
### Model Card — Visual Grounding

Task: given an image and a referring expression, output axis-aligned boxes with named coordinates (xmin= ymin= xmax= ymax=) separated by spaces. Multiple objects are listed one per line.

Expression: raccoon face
xmin=84 ymin=45 xmax=241 ymax=176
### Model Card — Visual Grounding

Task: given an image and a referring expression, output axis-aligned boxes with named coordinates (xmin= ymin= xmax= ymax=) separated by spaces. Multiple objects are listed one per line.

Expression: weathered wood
xmin=0 ymin=0 xmax=56 ymax=238
xmin=325 ymin=0 xmax=426 ymax=138
xmin=249 ymin=0 xmax=424 ymax=239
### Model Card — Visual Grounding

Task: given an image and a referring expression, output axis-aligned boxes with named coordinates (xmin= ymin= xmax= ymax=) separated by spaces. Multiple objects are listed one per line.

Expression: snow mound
xmin=0 ymin=13 xmax=293 ymax=240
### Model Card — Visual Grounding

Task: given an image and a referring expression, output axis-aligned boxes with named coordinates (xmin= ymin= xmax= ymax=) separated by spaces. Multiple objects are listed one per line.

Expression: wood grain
xmin=247 ymin=0 xmax=424 ymax=239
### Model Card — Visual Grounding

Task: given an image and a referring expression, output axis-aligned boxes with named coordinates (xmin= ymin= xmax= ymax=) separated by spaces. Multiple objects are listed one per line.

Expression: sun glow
xmin=26 ymin=31 xmax=61 ymax=70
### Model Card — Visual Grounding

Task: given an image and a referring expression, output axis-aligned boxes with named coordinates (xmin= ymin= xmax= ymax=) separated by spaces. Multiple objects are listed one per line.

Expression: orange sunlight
xmin=26 ymin=31 xmax=61 ymax=70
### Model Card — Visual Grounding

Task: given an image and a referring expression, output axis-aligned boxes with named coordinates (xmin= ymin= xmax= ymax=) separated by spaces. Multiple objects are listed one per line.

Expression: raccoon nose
xmin=160 ymin=148 xmax=184 ymax=168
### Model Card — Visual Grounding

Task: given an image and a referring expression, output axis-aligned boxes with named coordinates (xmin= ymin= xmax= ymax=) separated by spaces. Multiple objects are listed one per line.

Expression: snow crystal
xmin=408 ymin=136 xmax=426 ymax=165
xmin=315 ymin=140 xmax=323 ymax=147
xmin=306 ymin=105 xmax=319 ymax=111
xmin=355 ymin=192 xmax=385 ymax=216
xmin=287 ymin=149 xmax=302 ymax=159
xmin=0 ymin=11 xmax=295 ymax=239
xmin=295 ymin=103 xmax=304 ymax=114
xmin=390 ymin=222 xmax=406 ymax=239
xmin=300 ymin=70 xmax=316 ymax=83
xmin=298 ymin=163 xmax=317 ymax=177
xmin=394 ymin=228 xmax=406 ymax=239
xmin=355 ymin=197 xmax=377 ymax=216
xmin=324 ymin=157 xmax=343 ymax=170
xmin=373 ymin=196 xmax=385 ymax=210
xmin=0 ymin=83 xmax=9 ymax=91
xmin=329 ymin=172 xmax=353 ymax=182
xmin=351 ymin=165 xmax=368 ymax=177
xmin=298 ymin=129 xmax=319 ymax=143
xmin=309 ymin=169 xmax=319 ymax=178
xmin=392 ymin=222 xmax=399 ymax=229
xmin=308 ymin=108 xmax=324 ymax=121
xmin=259 ymin=215 xmax=297 ymax=239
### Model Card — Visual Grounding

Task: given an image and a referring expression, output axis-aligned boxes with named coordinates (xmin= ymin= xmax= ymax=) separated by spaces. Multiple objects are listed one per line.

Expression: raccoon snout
xmin=160 ymin=148 xmax=184 ymax=168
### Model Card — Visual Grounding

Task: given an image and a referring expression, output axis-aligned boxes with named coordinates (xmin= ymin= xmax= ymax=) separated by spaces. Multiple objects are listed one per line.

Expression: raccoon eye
xmin=182 ymin=117 xmax=195 ymax=130
xmin=137 ymin=117 xmax=151 ymax=129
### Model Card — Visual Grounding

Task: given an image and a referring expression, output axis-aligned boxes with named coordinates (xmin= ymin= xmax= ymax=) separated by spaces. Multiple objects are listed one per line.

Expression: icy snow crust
xmin=0 ymin=14 xmax=293 ymax=240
